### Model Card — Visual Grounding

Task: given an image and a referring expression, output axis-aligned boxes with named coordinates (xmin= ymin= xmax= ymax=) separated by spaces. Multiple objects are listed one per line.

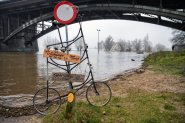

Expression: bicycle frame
xmin=45 ymin=16 xmax=98 ymax=101
xmin=33 ymin=16 xmax=111 ymax=115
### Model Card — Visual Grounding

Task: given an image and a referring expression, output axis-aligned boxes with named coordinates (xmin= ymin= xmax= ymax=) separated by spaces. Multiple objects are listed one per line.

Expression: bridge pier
xmin=0 ymin=15 xmax=38 ymax=52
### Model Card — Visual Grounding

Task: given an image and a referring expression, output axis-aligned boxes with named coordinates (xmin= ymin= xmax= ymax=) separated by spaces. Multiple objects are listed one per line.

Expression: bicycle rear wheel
xmin=33 ymin=88 xmax=61 ymax=115
xmin=86 ymin=82 xmax=112 ymax=106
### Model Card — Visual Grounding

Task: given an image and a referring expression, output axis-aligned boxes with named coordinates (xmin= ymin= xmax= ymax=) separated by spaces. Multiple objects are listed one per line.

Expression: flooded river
xmin=0 ymin=50 xmax=146 ymax=106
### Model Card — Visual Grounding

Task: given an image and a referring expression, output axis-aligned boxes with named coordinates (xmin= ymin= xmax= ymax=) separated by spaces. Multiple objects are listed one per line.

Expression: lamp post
xmin=97 ymin=29 xmax=101 ymax=54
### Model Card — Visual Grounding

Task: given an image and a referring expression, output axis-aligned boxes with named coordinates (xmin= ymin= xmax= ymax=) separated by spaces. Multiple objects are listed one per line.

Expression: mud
xmin=0 ymin=106 xmax=36 ymax=117
xmin=1 ymin=68 xmax=184 ymax=117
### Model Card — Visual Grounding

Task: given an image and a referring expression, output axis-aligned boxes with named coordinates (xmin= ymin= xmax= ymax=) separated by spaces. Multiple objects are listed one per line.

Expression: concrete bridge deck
xmin=0 ymin=0 xmax=185 ymax=51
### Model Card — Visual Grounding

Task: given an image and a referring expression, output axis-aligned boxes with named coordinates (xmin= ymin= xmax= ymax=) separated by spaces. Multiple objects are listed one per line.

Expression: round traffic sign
xmin=54 ymin=1 xmax=77 ymax=25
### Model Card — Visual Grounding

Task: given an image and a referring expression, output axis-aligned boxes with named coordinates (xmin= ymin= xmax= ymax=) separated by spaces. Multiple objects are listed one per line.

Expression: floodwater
xmin=0 ymin=50 xmax=146 ymax=106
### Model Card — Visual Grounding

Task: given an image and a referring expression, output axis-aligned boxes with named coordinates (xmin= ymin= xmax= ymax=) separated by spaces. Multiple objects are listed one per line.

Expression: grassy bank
xmin=43 ymin=51 xmax=185 ymax=123
xmin=143 ymin=51 xmax=185 ymax=76
xmin=43 ymin=92 xmax=185 ymax=123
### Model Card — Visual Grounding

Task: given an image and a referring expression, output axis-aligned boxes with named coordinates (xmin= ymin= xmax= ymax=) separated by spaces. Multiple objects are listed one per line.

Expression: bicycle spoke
xmin=33 ymin=88 xmax=61 ymax=115
xmin=86 ymin=82 xmax=112 ymax=107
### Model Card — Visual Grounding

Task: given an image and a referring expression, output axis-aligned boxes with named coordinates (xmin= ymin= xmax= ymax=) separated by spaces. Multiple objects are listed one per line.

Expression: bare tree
xmin=171 ymin=30 xmax=185 ymax=45
xmin=126 ymin=41 xmax=132 ymax=52
xmin=43 ymin=37 xmax=54 ymax=48
xmin=155 ymin=43 xmax=167 ymax=52
xmin=132 ymin=39 xmax=142 ymax=52
xmin=147 ymin=45 xmax=153 ymax=52
xmin=117 ymin=39 xmax=127 ymax=52
xmin=74 ymin=37 xmax=84 ymax=51
xmin=143 ymin=34 xmax=153 ymax=52
xmin=44 ymin=37 xmax=60 ymax=50
xmin=98 ymin=40 xmax=105 ymax=50
xmin=43 ymin=37 xmax=50 ymax=48
xmin=53 ymin=38 xmax=61 ymax=50
xmin=104 ymin=35 xmax=115 ymax=51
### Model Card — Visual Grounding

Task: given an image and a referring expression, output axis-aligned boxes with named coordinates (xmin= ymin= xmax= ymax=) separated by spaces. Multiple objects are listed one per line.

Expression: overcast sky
xmin=38 ymin=19 xmax=174 ymax=51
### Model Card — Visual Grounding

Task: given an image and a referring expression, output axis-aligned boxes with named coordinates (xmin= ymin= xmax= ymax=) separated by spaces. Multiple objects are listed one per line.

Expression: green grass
xmin=42 ymin=51 xmax=185 ymax=123
xmin=164 ymin=103 xmax=176 ymax=111
xmin=143 ymin=51 xmax=185 ymax=76
xmin=43 ymin=92 xmax=185 ymax=123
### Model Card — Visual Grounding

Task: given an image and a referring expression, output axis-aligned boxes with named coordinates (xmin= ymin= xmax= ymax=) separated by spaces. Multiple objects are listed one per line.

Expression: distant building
xmin=110 ymin=43 xmax=122 ymax=51
xmin=172 ymin=44 xmax=185 ymax=51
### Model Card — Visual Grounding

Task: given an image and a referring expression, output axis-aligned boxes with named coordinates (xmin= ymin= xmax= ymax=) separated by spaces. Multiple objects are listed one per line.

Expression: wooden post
xmin=65 ymin=88 xmax=75 ymax=119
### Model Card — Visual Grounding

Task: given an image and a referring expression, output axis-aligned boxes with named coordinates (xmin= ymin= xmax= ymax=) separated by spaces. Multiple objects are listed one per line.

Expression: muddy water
xmin=0 ymin=53 xmax=38 ymax=107
xmin=0 ymin=51 xmax=146 ymax=107
xmin=0 ymin=53 xmax=38 ymax=96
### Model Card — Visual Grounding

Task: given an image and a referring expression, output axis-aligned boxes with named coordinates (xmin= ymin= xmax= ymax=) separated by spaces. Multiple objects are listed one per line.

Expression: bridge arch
xmin=3 ymin=3 xmax=185 ymax=45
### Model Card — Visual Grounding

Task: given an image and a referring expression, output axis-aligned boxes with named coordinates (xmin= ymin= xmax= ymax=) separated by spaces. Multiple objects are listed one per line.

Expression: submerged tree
xmin=44 ymin=37 xmax=61 ymax=50
xmin=171 ymin=30 xmax=185 ymax=45
xmin=104 ymin=35 xmax=115 ymax=51
xmin=75 ymin=37 xmax=84 ymax=51
xmin=126 ymin=41 xmax=132 ymax=52
xmin=98 ymin=40 xmax=105 ymax=50
xmin=143 ymin=34 xmax=153 ymax=52
xmin=101 ymin=33 xmax=155 ymax=53
xmin=132 ymin=39 xmax=142 ymax=52
xmin=117 ymin=39 xmax=127 ymax=52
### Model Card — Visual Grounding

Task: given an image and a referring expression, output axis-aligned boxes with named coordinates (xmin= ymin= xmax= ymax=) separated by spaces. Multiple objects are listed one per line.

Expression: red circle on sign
xmin=54 ymin=1 xmax=77 ymax=25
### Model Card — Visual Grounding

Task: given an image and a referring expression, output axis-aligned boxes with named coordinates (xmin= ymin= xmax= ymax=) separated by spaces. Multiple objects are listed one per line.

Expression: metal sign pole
xmin=53 ymin=1 xmax=77 ymax=118
xmin=65 ymin=25 xmax=69 ymax=54
xmin=65 ymin=25 xmax=70 ymax=73
xmin=65 ymin=24 xmax=75 ymax=119
xmin=65 ymin=25 xmax=73 ymax=89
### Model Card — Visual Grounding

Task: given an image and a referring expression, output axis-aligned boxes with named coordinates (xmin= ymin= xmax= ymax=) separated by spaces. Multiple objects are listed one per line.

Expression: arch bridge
xmin=0 ymin=0 xmax=185 ymax=51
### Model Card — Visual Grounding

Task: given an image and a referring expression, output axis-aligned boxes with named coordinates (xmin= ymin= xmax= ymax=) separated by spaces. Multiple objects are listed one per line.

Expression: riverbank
xmin=42 ymin=68 xmax=185 ymax=123
xmin=1 ymin=67 xmax=184 ymax=121
xmin=1 ymin=51 xmax=185 ymax=123
xmin=0 ymin=68 xmax=140 ymax=118
xmin=42 ymin=51 xmax=185 ymax=123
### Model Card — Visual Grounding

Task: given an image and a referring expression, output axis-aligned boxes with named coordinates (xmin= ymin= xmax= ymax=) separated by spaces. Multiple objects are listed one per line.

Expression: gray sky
xmin=38 ymin=19 xmax=174 ymax=50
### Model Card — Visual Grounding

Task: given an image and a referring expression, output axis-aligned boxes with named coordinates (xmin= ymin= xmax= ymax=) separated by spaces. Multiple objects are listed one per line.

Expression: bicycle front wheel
xmin=86 ymin=82 xmax=112 ymax=106
xmin=33 ymin=88 xmax=61 ymax=115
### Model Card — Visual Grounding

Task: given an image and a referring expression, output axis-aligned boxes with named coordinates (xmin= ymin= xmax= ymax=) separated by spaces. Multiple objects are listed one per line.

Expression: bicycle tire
xmin=33 ymin=87 xmax=61 ymax=115
xmin=86 ymin=82 xmax=112 ymax=107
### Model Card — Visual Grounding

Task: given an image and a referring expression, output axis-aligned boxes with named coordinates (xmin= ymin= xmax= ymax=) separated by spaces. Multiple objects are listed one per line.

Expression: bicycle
xmin=33 ymin=20 xmax=112 ymax=115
